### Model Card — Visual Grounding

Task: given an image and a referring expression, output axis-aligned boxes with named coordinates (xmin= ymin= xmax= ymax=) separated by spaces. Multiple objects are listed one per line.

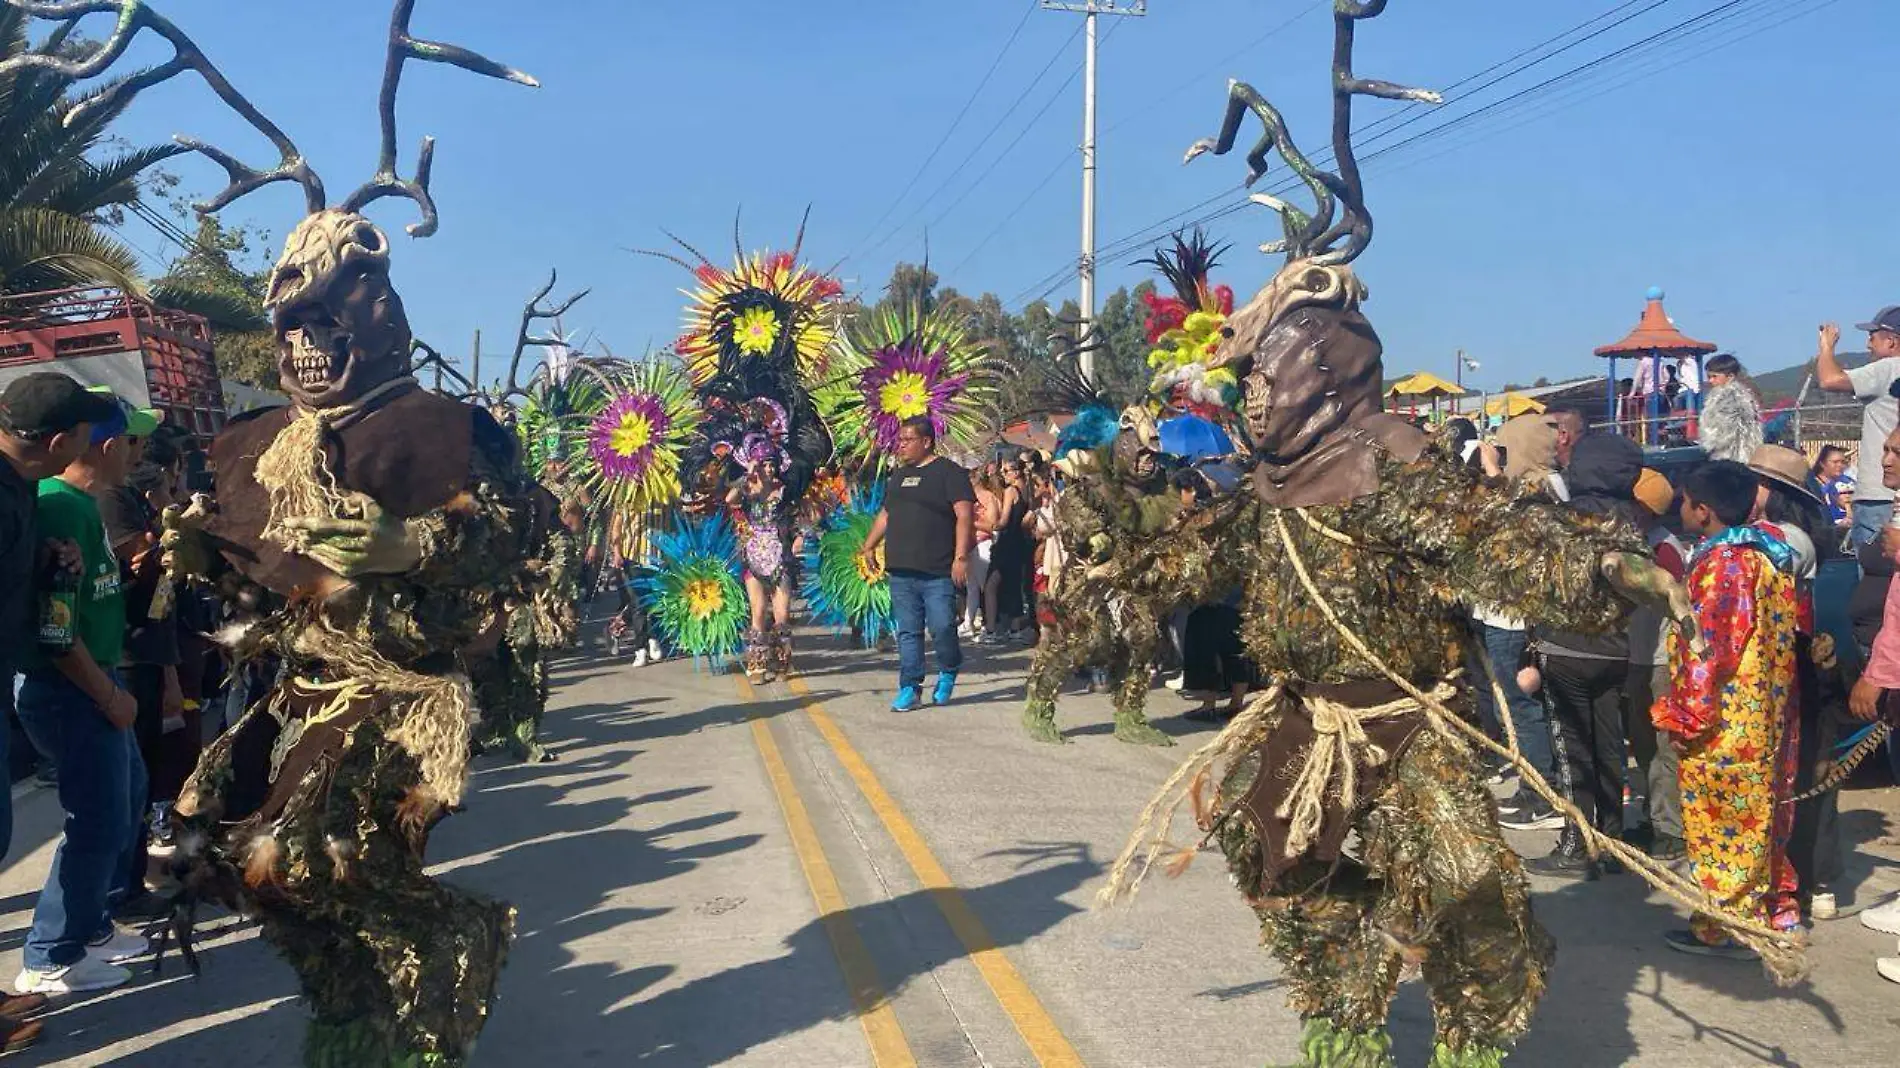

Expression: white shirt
xmin=1846 ymin=357 xmax=1900 ymax=503
xmin=1675 ymin=357 xmax=1701 ymax=394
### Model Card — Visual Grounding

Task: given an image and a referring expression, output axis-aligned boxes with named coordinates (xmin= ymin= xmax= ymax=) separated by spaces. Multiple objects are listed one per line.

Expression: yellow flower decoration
xmin=855 ymin=543 xmax=886 ymax=584
xmin=733 ymin=306 xmax=782 ymax=356
xmin=683 ymin=576 xmax=727 ymax=619
xmin=608 ymin=410 xmax=653 ymax=457
xmin=878 ymin=371 xmax=932 ymax=420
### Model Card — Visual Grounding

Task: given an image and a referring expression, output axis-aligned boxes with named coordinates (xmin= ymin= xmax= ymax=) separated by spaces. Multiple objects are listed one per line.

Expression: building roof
xmin=1594 ymin=286 xmax=1717 ymax=357
xmin=1386 ymin=370 xmax=1467 ymax=398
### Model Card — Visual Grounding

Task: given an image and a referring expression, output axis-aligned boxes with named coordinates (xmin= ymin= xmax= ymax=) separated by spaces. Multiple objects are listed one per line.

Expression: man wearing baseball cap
xmin=0 ymin=372 xmax=120 ymax=1038
xmin=11 ymin=383 xmax=153 ymax=996
xmin=1814 ymin=305 xmax=1900 ymax=546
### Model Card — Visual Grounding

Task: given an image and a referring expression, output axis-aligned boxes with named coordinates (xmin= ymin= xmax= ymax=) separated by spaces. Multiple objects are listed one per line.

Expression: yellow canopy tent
xmin=1386 ymin=371 xmax=1467 ymax=421
xmin=1483 ymin=392 xmax=1545 ymax=418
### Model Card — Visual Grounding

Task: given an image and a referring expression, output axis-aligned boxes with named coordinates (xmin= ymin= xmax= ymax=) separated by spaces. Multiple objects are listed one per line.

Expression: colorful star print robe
xmin=1652 ymin=525 xmax=1800 ymax=944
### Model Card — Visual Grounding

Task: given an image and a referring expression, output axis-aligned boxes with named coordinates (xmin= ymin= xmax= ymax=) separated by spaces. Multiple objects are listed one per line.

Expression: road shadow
xmin=1386 ymin=870 xmax=1851 ymax=1068
xmin=2 ymin=917 xmax=300 ymax=1068
xmin=468 ymin=840 xmax=1101 ymax=1066
xmin=11 ymin=669 xmax=769 ymax=1066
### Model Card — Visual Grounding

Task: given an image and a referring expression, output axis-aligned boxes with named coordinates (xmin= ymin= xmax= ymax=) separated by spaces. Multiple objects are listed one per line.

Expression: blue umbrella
xmin=1158 ymin=413 xmax=1234 ymax=460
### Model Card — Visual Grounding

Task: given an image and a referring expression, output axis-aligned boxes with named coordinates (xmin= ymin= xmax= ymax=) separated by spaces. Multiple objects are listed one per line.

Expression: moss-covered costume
xmin=180 ymin=386 xmax=538 ymax=1066
xmin=1199 ymin=446 xmax=1643 ymax=1065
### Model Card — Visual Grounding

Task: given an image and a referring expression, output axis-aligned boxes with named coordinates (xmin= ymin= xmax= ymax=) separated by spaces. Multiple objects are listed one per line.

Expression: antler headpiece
xmin=0 ymin=0 xmax=537 ymax=237
xmin=1183 ymin=1 xmax=1439 ymax=266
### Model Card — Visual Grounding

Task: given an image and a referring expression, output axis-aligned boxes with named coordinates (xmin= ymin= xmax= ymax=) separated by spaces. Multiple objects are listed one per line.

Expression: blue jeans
xmin=1850 ymin=498 xmax=1893 ymax=549
xmin=16 ymin=672 xmax=147 ymax=970
xmin=1474 ymin=625 xmax=1555 ymax=778
xmin=889 ymin=571 xmax=962 ymax=689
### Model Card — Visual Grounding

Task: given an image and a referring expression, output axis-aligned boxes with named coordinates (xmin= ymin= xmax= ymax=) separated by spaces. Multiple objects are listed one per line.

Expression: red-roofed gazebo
xmin=1594 ymin=286 xmax=1717 ymax=444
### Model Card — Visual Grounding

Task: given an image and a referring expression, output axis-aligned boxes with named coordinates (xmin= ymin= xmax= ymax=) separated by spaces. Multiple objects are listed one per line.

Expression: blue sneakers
xmin=932 ymin=672 xmax=957 ymax=705
xmin=891 ymin=685 xmax=922 ymax=712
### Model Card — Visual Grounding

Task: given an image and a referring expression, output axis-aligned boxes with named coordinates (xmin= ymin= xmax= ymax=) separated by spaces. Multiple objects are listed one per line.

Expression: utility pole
xmin=1042 ymin=0 xmax=1145 ymax=388
xmin=470 ymin=329 xmax=482 ymax=399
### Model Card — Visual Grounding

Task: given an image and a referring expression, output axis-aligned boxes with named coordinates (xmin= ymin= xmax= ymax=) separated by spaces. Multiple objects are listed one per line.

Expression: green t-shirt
xmin=24 ymin=478 xmax=123 ymax=673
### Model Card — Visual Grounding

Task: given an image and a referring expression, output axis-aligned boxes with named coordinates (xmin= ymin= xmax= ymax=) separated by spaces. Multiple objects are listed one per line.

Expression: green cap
xmin=86 ymin=386 xmax=161 ymax=437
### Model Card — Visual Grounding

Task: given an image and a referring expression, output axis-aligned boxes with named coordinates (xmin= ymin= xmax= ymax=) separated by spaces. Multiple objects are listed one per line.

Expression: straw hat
xmin=1632 ymin=468 xmax=1675 ymax=517
xmin=1747 ymin=444 xmax=1823 ymax=505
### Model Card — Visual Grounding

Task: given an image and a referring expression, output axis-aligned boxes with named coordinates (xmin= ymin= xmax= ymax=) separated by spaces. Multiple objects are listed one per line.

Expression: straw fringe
xmin=286 ymin=619 xmax=476 ymax=807
xmin=253 ymin=377 xmax=420 ymax=551
xmin=1094 ymin=507 xmax=1808 ymax=986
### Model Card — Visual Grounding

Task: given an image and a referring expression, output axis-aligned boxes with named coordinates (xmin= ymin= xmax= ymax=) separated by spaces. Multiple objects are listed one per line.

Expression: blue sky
xmin=95 ymin=0 xmax=1893 ymax=392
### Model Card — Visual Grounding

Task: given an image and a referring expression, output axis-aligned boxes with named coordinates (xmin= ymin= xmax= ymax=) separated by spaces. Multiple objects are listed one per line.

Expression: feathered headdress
xmin=1137 ymin=229 xmax=1239 ymax=419
xmin=828 ymin=302 xmax=996 ymax=472
xmin=663 ymin=225 xmax=844 ymax=391
xmin=568 ymin=358 xmax=701 ymax=554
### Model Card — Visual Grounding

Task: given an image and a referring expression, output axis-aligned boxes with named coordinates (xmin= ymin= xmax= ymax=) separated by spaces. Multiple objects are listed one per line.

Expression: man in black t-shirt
xmin=859 ymin=417 xmax=975 ymax=711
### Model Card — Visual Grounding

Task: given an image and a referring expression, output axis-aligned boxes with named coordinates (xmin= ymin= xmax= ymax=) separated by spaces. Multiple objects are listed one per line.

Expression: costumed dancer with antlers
xmin=466 ymin=273 xmax=592 ymax=761
xmin=1094 ymin=6 xmax=1801 ymax=1066
xmin=658 ymin=230 xmax=843 ymax=682
xmin=1018 ymin=234 xmax=1249 ymax=747
xmin=9 ymin=1 xmax=548 ymax=1062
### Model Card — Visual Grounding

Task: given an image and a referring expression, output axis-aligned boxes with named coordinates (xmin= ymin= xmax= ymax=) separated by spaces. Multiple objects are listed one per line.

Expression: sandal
xmin=0 ymin=993 xmax=46 ymax=1021
xmin=0 ymin=1016 xmax=41 ymax=1055
xmin=1184 ymin=704 xmax=1223 ymax=723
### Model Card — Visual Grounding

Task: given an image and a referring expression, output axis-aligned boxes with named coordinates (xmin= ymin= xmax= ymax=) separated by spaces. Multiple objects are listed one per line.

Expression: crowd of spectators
xmin=0 ymin=371 xmax=238 ymax=1053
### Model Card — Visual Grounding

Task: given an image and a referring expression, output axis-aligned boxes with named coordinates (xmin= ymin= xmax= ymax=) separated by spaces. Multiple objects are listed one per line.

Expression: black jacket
xmin=1537 ymin=434 xmax=1643 ymax=660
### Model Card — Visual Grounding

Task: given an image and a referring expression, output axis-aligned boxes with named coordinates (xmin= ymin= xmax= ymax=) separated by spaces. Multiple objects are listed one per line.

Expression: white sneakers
xmin=1878 ymin=953 xmax=1900 ymax=985
xmin=16 ymin=955 xmax=130 ymax=995
xmin=1809 ymin=891 xmax=1837 ymax=921
xmin=631 ymin=650 xmax=649 ymax=668
xmin=1861 ymin=896 xmax=1900 ymax=936
xmin=13 ymin=925 xmax=150 ymax=995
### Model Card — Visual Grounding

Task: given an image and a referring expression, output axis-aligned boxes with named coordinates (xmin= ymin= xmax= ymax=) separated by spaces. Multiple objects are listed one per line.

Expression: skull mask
xmin=1111 ymin=405 xmax=1164 ymax=488
xmin=265 ymin=210 xmax=414 ymax=410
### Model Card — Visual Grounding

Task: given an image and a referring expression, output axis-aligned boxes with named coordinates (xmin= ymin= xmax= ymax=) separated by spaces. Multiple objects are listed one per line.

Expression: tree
xmin=1089 ymin=282 xmax=1157 ymax=405
xmin=154 ymin=212 xmax=275 ymax=388
xmin=0 ymin=12 xmax=176 ymax=296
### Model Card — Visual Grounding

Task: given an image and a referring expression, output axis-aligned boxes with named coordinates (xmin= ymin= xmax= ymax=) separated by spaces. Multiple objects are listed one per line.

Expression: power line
xmin=1013 ymin=0 xmax=1776 ymax=295
xmin=1100 ymin=0 xmax=1324 ymax=139
xmin=1088 ymin=0 xmax=1683 ymax=271
xmin=944 ymin=147 xmax=1075 ymax=278
xmin=852 ymin=18 xmax=1086 ymax=262
xmin=842 ymin=0 xmax=1042 ymax=262
xmin=1371 ymin=0 xmax=1848 ymax=184
xmin=920 ymin=16 xmax=1133 ymax=243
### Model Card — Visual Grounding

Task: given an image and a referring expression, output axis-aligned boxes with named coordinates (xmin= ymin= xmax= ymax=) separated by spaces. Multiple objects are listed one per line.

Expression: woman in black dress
xmin=986 ymin=460 xmax=1031 ymax=641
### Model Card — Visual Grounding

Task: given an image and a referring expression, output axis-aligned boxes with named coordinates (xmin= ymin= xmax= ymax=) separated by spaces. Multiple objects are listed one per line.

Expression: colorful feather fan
xmin=636 ymin=514 xmax=748 ymax=665
xmin=828 ymin=302 xmax=995 ymax=473
xmin=566 ymin=359 xmax=700 ymax=556
xmin=800 ymin=483 xmax=892 ymax=645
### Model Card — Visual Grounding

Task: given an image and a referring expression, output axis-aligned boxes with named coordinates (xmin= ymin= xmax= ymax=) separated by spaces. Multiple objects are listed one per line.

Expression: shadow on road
xmin=483 ymin=840 xmax=1101 ymax=1067
xmin=1469 ymin=870 xmax=1850 ymax=1068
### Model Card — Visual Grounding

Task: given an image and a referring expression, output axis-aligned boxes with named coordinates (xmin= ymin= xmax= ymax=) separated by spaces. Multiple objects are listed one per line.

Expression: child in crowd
xmin=1653 ymin=460 xmax=1801 ymax=959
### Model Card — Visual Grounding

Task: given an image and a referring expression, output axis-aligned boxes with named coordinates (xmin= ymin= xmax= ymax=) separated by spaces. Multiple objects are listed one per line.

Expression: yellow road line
xmin=785 ymin=673 xmax=1087 ymax=1068
xmin=740 ymin=676 xmax=916 ymax=1067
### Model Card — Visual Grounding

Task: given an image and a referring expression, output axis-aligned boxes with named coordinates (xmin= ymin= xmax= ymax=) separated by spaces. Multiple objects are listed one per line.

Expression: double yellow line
xmin=743 ymin=672 xmax=1084 ymax=1068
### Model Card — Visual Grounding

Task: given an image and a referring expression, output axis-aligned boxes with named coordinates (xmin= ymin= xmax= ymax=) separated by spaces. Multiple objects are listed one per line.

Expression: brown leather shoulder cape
xmin=208 ymin=388 xmax=485 ymax=595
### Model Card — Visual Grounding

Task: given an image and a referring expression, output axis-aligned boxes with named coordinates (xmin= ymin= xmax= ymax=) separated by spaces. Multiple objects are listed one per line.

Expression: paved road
xmin=2 ymin=627 xmax=1898 ymax=1067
